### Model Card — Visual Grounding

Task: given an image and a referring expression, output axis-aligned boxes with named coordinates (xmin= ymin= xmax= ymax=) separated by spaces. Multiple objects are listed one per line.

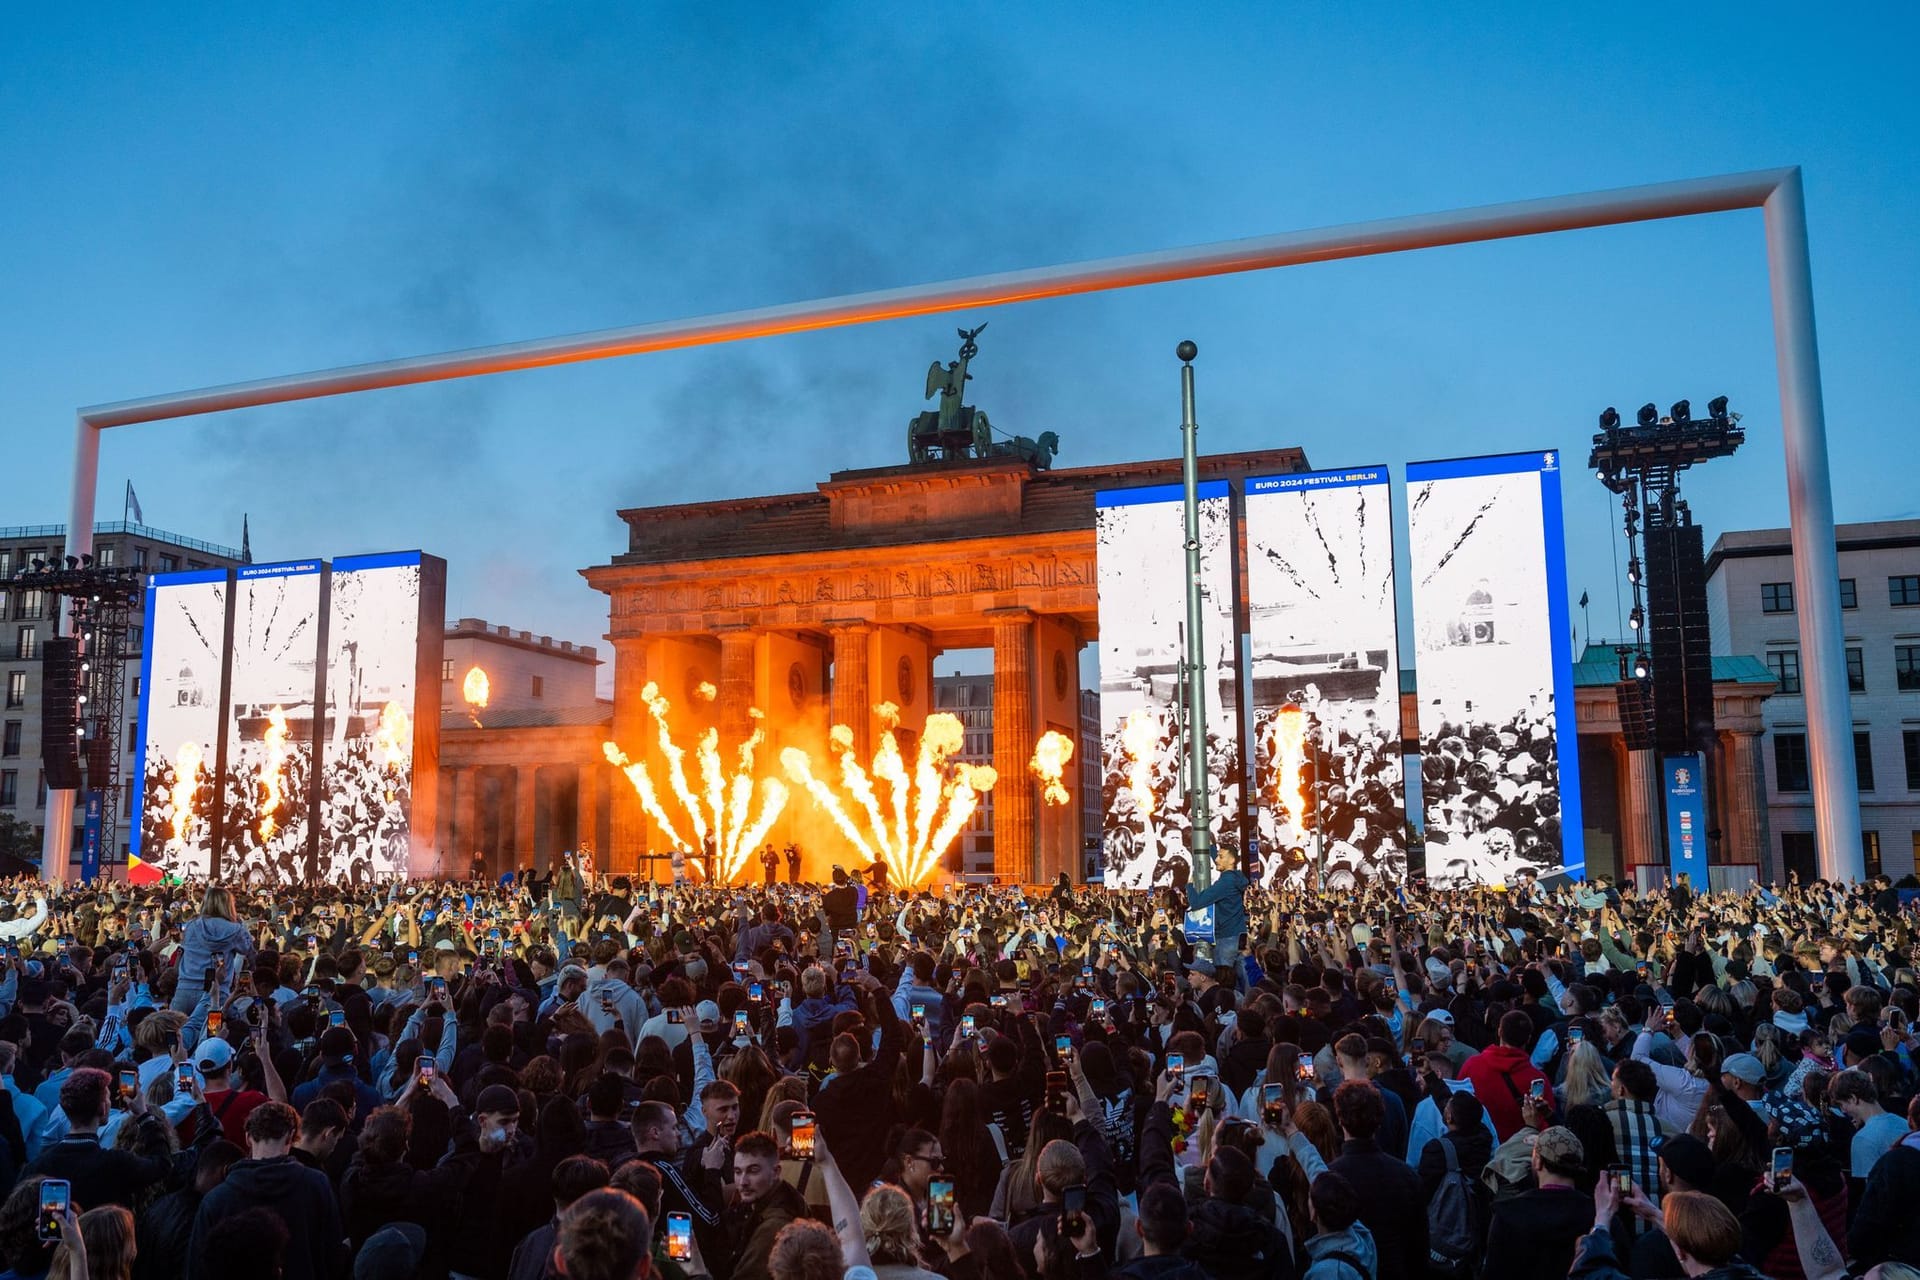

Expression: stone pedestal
xmin=991 ymin=609 xmax=1036 ymax=883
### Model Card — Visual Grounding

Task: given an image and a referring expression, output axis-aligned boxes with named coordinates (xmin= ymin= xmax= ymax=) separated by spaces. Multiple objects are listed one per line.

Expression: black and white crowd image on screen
xmin=1408 ymin=467 xmax=1567 ymax=887
xmin=1244 ymin=474 xmax=1406 ymax=891
xmin=1094 ymin=486 xmax=1241 ymax=887
xmin=319 ymin=560 xmax=422 ymax=884
xmin=135 ymin=576 xmax=228 ymax=878
xmin=221 ymin=566 xmax=324 ymax=886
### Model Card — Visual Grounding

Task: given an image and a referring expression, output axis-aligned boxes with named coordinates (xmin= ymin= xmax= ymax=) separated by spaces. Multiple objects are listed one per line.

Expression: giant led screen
xmin=1406 ymin=451 xmax=1584 ymax=885
xmin=320 ymin=552 xmax=442 ymax=882
xmin=222 ymin=560 xmax=325 ymax=884
xmin=131 ymin=569 xmax=231 ymax=878
xmin=1095 ymin=481 xmax=1241 ymax=887
xmin=1245 ymin=466 xmax=1405 ymax=889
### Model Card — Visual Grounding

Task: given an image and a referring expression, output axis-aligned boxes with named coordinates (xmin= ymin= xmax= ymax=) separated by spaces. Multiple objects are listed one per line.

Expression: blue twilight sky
xmin=3 ymin=6 xmax=1916 ymax=694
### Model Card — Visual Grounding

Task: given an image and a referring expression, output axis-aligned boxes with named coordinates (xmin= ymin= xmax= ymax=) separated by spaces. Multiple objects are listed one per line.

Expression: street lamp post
xmin=1177 ymin=340 xmax=1214 ymax=892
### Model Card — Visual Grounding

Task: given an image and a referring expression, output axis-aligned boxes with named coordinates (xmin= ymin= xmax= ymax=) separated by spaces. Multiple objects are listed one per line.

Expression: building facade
xmin=1707 ymin=519 xmax=1920 ymax=882
xmin=442 ymin=617 xmax=600 ymax=714
xmin=932 ymin=673 xmax=995 ymax=875
xmin=0 ymin=521 xmax=245 ymax=867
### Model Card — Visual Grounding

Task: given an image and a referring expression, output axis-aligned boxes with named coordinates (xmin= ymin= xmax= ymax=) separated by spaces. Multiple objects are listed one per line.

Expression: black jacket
xmin=1851 ymin=1141 xmax=1920 ymax=1267
xmin=20 ymin=1121 xmax=173 ymax=1211
xmin=715 ymin=1181 xmax=811 ymax=1280
xmin=821 ymin=886 xmax=859 ymax=935
xmin=1136 ymin=1100 xmax=1291 ymax=1280
xmin=133 ymin=1186 xmax=205 ymax=1280
xmin=1328 ymin=1137 xmax=1427 ymax=1280
xmin=191 ymin=1156 xmax=344 ymax=1280
xmin=340 ymin=1110 xmax=479 ymax=1275
xmin=1111 ymin=1256 xmax=1210 ymax=1280
xmin=1480 ymin=1184 xmax=1591 ymax=1280
xmin=445 ymin=1134 xmax=537 ymax=1280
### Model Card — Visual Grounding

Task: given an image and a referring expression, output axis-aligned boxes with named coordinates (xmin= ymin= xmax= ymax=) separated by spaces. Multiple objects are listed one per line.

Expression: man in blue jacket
xmin=1185 ymin=848 xmax=1249 ymax=990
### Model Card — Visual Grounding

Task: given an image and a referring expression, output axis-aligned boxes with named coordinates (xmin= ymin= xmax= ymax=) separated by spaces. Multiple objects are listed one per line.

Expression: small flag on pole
xmin=241 ymin=515 xmax=252 ymax=564
xmin=1578 ymin=590 xmax=1590 ymax=609
xmin=125 ymin=481 xmax=144 ymax=525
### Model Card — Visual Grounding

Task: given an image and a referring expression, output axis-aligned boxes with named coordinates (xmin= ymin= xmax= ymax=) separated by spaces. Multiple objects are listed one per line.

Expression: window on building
xmin=13 ymin=629 xmax=33 ymax=662
xmin=1856 ymin=730 xmax=1876 ymax=791
xmin=1864 ymin=831 xmax=1883 ymax=878
xmin=0 ymin=723 xmax=16 ymax=757
xmin=126 ymin=720 xmax=139 ymax=752
xmin=34 ymin=771 xmax=44 ymax=807
xmin=130 ymin=676 xmax=139 ymax=699
xmin=1848 ymin=647 xmax=1866 ymax=693
xmin=1766 ymin=650 xmax=1802 ymax=694
xmin=1907 ymin=731 xmax=1920 ymax=790
xmin=123 ymin=789 xmax=132 ymax=819
xmin=128 ymin=626 xmax=142 ymax=653
xmin=156 ymin=554 xmax=177 ymax=573
xmin=0 ymin=552 xmax=9 ymax=577
xmin=3 ymin=674 xmax=21 ymax=708
xmin=0 ymin=772 xmax=14 ymax=808
xmin=96 ymin=545 xmax=115 ymax=567
xmin=441 ymin=659 xmax=453 ymax=681
xmin=1894 ymin=575 xmax=1920 ymax=607
xmin=1781 ymin=832 xmax=1816 ymax=881
xmin=531 ymin=675 xmax=544 ymax=699
xmin=1840 ymin=578 xmax=1858 ymax=610
xmin=1898 ymin=646 xmax=1920 ymax=691
xmin=18 ymin=591 xmax=43 ymax=620
xmin=133 ymin=547 xmax=147 ymax=568
xmin=1774 ymin=732 xmax=1810 ymax=792
xmin=1761 ymin=582 xmax=1794 ymax=613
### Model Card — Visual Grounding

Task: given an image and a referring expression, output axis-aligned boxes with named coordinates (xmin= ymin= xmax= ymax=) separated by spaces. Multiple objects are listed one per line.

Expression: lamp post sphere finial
xmin=1176 ymin=340 xmax=1198 ymax=363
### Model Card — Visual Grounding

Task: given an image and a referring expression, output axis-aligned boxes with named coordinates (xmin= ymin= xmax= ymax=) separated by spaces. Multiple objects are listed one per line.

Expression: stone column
xmin=990 ymin=608 xmax=1036 ymax=884
xmin=717 ymin=628 xmax=759 ymax=747
xmin=514 ymin=766 xmax=539 ymax=876
xmin=1726 ymin=729 xmax=1771 ymax=876
xmin=577 ymin=759 xmax=602 ymax=869
xmin=829 ymin=623 xmax=872 ymax=757
xmin=1625 ymin=748 xmax=1664 ymax=880
xmin=453 ymin=768 xmax=478 ymax=880
xmin=435 ymin=773 xmax=456 ymax=874
xmin=610 ymin=637 xmax=651 ymax=876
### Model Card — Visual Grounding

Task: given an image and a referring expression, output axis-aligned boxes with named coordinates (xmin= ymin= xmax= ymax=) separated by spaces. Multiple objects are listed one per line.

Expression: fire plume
xmin=782 ymin=707 xmax=997 ymax=888
xmin=462 ymin=667 xmax=490 ymax=727
xmin=1268 ymin=704 xmax=1310 ymax=832
xmin=373 ymin=701 xmax=412 ymax=772
xmin=1120 ymin=710 xmax=1159 ymax=817
xmin=604 ymin=682 xmax=788 ymax=883
xmin=1030 ymin=730 xmax=1075 ymax=806
xmin=170 ymin=741 xmax=202 ymax=844
xmin=257 ymin=706 xmax=290 ymax=841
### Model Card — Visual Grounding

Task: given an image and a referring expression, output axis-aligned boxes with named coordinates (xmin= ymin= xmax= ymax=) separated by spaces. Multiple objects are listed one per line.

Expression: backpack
xmin=1426 ymin=1134 xmax=1481 ymax=1278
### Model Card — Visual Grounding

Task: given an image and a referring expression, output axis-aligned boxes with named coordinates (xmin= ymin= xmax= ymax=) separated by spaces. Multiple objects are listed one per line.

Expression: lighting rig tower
xmin=10 ymin=556 xmax=144 ymax=868
xmin=1590 ymin=398 xmax=1745 ymax=761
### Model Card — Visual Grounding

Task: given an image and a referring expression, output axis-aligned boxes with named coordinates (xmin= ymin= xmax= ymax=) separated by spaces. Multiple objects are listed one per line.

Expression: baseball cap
xmin=474 ymin=1084 xmax=521 ymax=1118
xmin=1534 ymin=1126 xmax=1584 ymax=1176
xmin=1722 ymin=1053 xmax=1765 ymax=1086
xmin=1424 ymin=1008 xmax=1456 ymax=1027
xmin=355 ymin=1223 xmax=427 ymax=1280
xmin=433 ymin=939 xmax=457 ymax=953
xmin=196 ymin=1037 xmax=235 ymax=1073
xmin=695 ymin=1000 xmax=721 ymax=1031
xmin=1844 ymin=1029 xmax=1883 ymax=1063
xmin=1655 ymin=1134 xmax=1715 ymax=1189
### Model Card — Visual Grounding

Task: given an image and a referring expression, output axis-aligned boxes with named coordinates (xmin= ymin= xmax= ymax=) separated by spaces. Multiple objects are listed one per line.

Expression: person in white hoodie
xmin=0 ymin=894 xmax=48 ymax=944
xmin=585 ymin=958 xmax=648 ymax=1050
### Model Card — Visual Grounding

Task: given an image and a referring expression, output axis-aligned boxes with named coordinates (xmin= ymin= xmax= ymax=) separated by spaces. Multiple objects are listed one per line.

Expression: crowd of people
xmin=0 ymin=851 xmax=1918 ymax=1280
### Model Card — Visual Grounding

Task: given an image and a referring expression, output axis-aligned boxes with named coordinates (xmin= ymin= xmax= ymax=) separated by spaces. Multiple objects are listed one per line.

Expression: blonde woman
xmin=172 ymin=886 xmax=254 ymax=1013
xmin=859 ymin=1184 xmax=943 ymax=1280
xmin=1559 ymin=1037 xmax=1613 ymax=1111
xmin=49 ymin=1205 xmax=134 ymax=1280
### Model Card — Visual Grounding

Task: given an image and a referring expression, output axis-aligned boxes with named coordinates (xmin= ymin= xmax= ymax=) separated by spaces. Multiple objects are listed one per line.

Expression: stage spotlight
xmin=80 ymin=554 xmax=93 ymax=567
xmin=1599 ymin=407 xmax=1620 ymax=431
xmin=1637 ymin=403 xmax=1659 ymax=428
xmin=1670 ymin=400 xmax=1691 ymax=426
xmin=1634 ymin=655 xmax=1649 ymax=679
xmin=1708 ymin=395 xmax=1729 ymax=422
xmin=1627 ymin=558 xmax=1641 ymax=585
xmin=64 ymin=555 xmax=79 ymax=570
xmin=1629 ymin=606 xmax=1644 ymax=631
xmin=30 ymin=559 xmax=44 ymax=572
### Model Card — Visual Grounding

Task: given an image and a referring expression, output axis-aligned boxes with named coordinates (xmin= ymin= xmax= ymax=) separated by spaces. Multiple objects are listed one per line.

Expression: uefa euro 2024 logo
xmin=1675 ymin=767 xmax=1691 ymax=787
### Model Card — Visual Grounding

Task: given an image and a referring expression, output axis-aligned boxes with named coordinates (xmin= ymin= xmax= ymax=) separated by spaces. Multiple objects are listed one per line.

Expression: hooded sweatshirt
xmin=190 ymin=1155 xmax=342 ymax=1280
xmin=585 ymin=974 xmax=647 ymax=1050
xmin=1304 ymin=1221 xmax=1379 ymax=1280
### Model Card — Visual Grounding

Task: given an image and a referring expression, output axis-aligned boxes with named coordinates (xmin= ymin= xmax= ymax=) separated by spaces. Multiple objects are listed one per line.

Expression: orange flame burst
xmin=783 ymin=706 xmax=997 ymax=888
xmin=1268 ymin=704 xmax=1310 ymax=831
xmin=257 ymin=705 xmax=290 ymax=841
xmin=1030 ymin=729 xmax=1075 ymax=806
xmin=462 ymin=666 xmax=491 ymax=709
xmin=604 ymin=682 xmax=788 ymax=882
xmin=170 ymin=741 xmax=203 ymax=844
xmin=1120 ymin=710 xmax=1159 ymax=817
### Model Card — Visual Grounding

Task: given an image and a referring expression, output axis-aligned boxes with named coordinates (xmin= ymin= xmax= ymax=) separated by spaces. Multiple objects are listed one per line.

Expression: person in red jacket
xmin=1459 ymin=1010 xmax=1552 ymax=1139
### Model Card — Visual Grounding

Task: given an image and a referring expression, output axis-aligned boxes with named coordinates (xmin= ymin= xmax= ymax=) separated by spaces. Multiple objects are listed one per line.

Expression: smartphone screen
xmin=911 ymin=1002 xmax=927 ymax=1022
xmin=1569 ymin=1026 xmax=1585 ymax=1043
xmin=666 ymin=1212 xmax=693 ymax=1262
xmin=1529 ymin=1078 xmax=1547 ymax=1100
xmin=749 ymin=982 xmax=765 ymax=1003
xmin=329 ymin=1008 xmax=346 ymax=1027
xmin=1167 ymin=1052 xmax=1185 ymax=1078
xmin=1055 ymin=1034 xmax=1073 ymax=1059
xmin=1189 ymin=1077 xmax=1210 ymax=1108
xmin=1261 ymin=1083 xmax=1286 ymax=1126
xmin=206 ymin=1010 xmax=224 ymax=1034
xmin=1607 ymin=1164 xmax=1630 ymax=1194
xmin=1061 ymin=1183 xmax=1087 ymax=1220
xmin=1091 ymin=997 xmax=1107 ymax=1017
xmin=990 ymin=994 xmax=1008 ymax=1009
xmin=928 ymin=1178 xmax=956 ymax=1234
xmin=1295 ymin=1053 xmax=1315 ymax=1083
xmin=961 ymin=1014 xmax=976 ymax=1038
xmin=1045 ymin=1069 xmax=1068 ymax=1113
xmin=667 ymin=1008 xmax=684 ymax=1025
xmin=174 ymin=1064 xmax=193 ymax=1093
xmin=733 ymin=1010 xmax=750 ymax=1037
xmin=1409 ymin=1037 xmax=1425 ymax=1054
xmin=790 ymin=1110 xmax=816 ymax=1159
xmin=1770 ymin=1146 xmax=1793 ymax=1192
xmin=36 ymin=1180 xmax=69 ymax=1243
xmin=116 ymin=1068 xmax=137 ymax=1103
xmin=418 ymin=1059 xmax=437 ymax=1086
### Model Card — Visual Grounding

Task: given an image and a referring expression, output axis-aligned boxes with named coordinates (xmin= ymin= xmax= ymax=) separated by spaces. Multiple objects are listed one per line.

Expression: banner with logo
xmin=1664 ymin=752 xmax=1707 ymax=883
